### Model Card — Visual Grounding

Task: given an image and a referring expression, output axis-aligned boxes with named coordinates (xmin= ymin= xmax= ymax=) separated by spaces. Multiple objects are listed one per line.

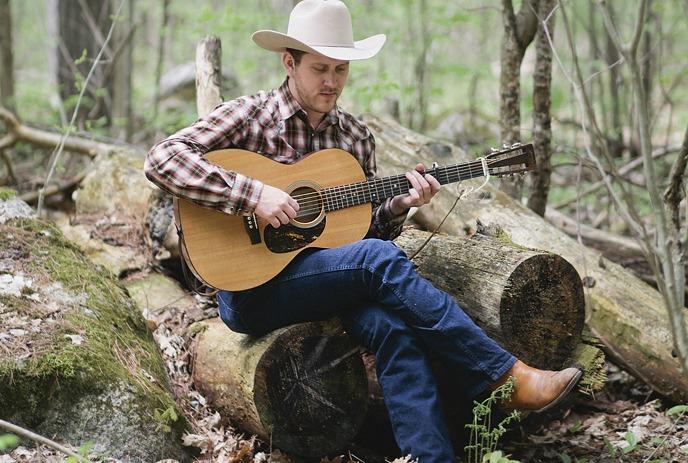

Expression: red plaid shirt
xmin=145 ymin=79 xmax=407 ymax=239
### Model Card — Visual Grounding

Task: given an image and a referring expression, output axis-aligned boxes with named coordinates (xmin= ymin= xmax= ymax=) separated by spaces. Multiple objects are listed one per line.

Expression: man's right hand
xmin=254 ymin=184 xmax=300 ymax=228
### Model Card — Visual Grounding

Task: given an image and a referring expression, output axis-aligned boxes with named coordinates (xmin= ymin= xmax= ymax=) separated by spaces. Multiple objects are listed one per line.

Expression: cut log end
xmin=253 ymin=323 xmax=368 ymax=456
xmin=500 ymin=254 xmax=585 ymax=369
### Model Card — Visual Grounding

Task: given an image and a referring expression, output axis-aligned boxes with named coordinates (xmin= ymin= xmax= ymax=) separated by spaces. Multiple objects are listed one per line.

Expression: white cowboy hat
xmin=252 ymin=0 xmax=386 ymax=61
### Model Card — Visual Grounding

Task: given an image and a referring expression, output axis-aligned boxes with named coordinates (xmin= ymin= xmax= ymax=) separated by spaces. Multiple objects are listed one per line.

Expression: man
xmin=145 ymin=1 xmax=582 ymax=461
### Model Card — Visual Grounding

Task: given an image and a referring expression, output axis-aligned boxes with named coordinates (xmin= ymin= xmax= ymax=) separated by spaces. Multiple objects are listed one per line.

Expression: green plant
xmin=65 ymin=441 xmax=94 ymax=463
xmin=464 ymin=377 xmax=522 ymax=463
xmin=153 ymin=406 xmax=179 ymax=433
xmin=0 ymin=433 xmax=20 ymax=452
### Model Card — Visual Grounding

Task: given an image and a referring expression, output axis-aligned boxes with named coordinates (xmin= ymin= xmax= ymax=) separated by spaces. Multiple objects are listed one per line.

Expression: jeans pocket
xmin=217 ymin=291 xmax=255 ymax=335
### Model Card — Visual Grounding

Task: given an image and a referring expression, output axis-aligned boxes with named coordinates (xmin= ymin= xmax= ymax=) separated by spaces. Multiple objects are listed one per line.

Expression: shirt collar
xmin=276 ymin=78 xmax=341 ymax=130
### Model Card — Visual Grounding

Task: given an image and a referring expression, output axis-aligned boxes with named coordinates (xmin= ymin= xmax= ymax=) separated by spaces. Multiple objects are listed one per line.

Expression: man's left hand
xmin=389 ymin=163 xmax=441 ymax=215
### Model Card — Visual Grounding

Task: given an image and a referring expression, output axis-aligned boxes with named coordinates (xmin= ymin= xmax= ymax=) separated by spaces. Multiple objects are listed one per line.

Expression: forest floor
xmin=2 ymin=279 xmax=687 ymax=463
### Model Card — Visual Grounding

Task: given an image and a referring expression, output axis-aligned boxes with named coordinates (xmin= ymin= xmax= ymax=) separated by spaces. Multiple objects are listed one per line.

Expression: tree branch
xmin=0 ymin=419 xmax=91 ymax=463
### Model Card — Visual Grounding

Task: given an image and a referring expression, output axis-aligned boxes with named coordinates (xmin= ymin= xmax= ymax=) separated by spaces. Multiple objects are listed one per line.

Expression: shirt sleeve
xmin=144 ymin=99 xmax=264 ymax=216
xmin=357 ymin=134 xmax=409 ymax=241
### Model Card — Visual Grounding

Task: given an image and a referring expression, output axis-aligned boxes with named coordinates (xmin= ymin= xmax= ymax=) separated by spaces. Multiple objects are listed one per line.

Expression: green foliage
xmin=620 ymin=430 xmax=639 ymax=454
xmin=0 ymin=434 xmax=20 ymax=452
xmin=153 ymin=406 xmax=180 ymax=433
xmin=464 ymin=377 xmax=522 ymax=463
xmin=65 ymin=441 xmax=94 ymax=463
xmin=0 ymin=187 xmax=17 ymax=200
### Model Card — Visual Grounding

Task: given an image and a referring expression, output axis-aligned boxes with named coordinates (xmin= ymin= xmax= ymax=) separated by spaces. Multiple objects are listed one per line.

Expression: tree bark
xmin=499 ymin=0 xmax=538 ymax=198
xmin=52 ymin=0 xmax=114 ymax=126
xmin=192 ymin=318 xmax=368 ymax=457
xmin=365 ymin=113 xmax=688 ymax=402
xmin=110 ymin=0 xmax=134 ymax=142
xmin=0 ymin=0 xmax=15 ymax=112
xmin=395 ymin=229 xmax=585 ymax=370
xmin=526 ymin=0 xmax=555 ymax=216
xmin=152 ymin=0 xmax=171 ymax=128
xmin=195 ymin=36 xmax=223 ymax=118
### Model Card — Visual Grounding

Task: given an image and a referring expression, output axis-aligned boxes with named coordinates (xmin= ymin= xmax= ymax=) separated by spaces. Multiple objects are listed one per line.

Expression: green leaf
xmin=624 ymin=431 xmax=637 ymax=447
xmin=559 ymin=453 xmax=572 ymax=463
xmin=490 ymin=451 xmax=503 ymax=463
xmin=603 ymin=437 xmax=616 ymax=457
xmin=667 ymin=405 xmax=688 ymax=416
xmin=0 ymin=434 xmax=20 ymax=451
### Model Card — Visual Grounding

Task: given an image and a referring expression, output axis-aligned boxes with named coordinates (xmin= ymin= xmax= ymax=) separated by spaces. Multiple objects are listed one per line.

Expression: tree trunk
xmin=604 ymin=2 xmax=624 ymax=158
xmin=365 ymin=113 xmax=688 ymax=402
xmin=110 ymin=0 xmax=134 ymax=142
xmin=0 ymin=0 xmax=15 ymax=112
xmin=52 ymin=0 xmax=113 ymax=126
xmin=526 ymin=0 xmax=555 ymax=216
xmin=152 ymin=0 xmax=171 ymax=129
xmin=395 ymin=229 xmax=585 ymax=370
xmin=195 ymin=36 xmax=223 ymax=118
xmin=499 ymin=0 xmax=538 ymax=198
xmin=192 ymin=318 xmax=369 ymax=457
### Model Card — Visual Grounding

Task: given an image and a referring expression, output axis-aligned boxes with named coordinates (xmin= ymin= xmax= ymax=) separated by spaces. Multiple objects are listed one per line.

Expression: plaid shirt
xmin=145 ymin=79 xmax=407 ymax=240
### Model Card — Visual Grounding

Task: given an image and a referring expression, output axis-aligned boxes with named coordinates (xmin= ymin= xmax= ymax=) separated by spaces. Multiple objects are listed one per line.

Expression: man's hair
xmin=286 ymin=48 xmax=306 ymax=65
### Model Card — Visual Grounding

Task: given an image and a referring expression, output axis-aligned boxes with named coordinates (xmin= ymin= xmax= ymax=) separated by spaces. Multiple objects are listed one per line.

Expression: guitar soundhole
xmin=264 ymin=184 xmax=327 ymax=254
xmin=291 ymin=186 xmax=323 ymax=226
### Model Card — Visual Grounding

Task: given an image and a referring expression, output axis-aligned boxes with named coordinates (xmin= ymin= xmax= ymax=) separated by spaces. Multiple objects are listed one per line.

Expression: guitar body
xmin=178 ymin=148 xmax=372 ymax=291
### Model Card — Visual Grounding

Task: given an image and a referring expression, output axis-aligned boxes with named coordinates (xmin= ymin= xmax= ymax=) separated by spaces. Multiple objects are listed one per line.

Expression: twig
xmin=38 ymin=0 xmax=125 ymax=215
xmin=408 ymin=191 xmax=463 ymax=261
xmin=0 ymin=419 xmax=92 ymax=463
xmin=553 ymin=144 xmax=682 ymax=209
xmin=20 ymin=171 xmax=87 ymax=205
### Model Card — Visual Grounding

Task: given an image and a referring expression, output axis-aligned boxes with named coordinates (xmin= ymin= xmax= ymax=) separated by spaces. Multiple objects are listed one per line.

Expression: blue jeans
xmin=218 ymin=238 xmax=516 ymax=463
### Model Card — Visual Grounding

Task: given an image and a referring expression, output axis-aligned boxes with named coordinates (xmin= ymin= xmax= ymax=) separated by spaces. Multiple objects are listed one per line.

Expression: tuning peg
xmin=511 ymin=142 xmax=522 ymax=147
xmin=490 ymin=147 xmax=498 ymax=153
xmin=502 ymin=143 xmax=509 ymax=149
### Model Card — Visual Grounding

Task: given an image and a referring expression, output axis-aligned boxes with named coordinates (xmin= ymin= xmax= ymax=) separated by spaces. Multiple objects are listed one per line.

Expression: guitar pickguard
xmin=264 ymin=218 xmax=327 ymax=253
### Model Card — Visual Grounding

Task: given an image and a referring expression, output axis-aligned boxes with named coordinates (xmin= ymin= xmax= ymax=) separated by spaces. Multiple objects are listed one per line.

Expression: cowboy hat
xmin=252 ymin=0 xmax=386 ymax=61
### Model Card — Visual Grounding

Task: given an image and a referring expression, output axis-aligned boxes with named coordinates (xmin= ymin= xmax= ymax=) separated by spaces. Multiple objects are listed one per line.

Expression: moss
xmin=0 ymin=218 xmax=183 ymax=429
xmin=0 ymin=187 xmax=16 ymax=200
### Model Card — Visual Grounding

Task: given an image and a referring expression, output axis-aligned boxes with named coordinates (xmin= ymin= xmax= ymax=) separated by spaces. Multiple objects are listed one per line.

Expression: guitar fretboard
xmin=320 ymin=160 xmax=486 ymax=212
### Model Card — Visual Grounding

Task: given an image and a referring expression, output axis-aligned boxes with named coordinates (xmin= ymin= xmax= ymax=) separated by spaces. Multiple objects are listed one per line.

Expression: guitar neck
xmin=321 ymin=159 xmax=487 ymax=212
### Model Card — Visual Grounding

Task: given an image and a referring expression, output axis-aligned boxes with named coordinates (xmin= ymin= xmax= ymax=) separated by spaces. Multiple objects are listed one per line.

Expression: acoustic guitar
xmin=177 ymin=143 xmax=535 ymax=291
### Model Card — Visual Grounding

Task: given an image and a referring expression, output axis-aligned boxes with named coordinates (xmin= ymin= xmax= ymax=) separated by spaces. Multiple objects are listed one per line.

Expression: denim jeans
xmin=218 ymin=238 xmax=516 ymax=463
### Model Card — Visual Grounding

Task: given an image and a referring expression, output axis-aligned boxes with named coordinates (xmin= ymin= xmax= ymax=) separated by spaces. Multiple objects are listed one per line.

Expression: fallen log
xmin=395 ymin=228 xmax=586 ymax=370
xmin=191 ymin=229 xmax=603 ymax=457
xmin=366 ymin=114 xmax=688 ymax=402
xmin=191 ymin=318 xmax=368 ymax=457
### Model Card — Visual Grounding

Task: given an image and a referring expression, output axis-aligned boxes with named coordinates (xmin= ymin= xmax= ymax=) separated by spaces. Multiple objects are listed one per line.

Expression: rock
xmin=55 ymin=216 xmax=148 ymax=276
xmin=0 ymin=195 xmax=35 ymax=224
xmin=124 ymin=273 xmax=196 ymax=314
xmin=0 ymin=206 xmax=187 ymax=462
xmin=73 ymin=149 xmax=153 ymax=219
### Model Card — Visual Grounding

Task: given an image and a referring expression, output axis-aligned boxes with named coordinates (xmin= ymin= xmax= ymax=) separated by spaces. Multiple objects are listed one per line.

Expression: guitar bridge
xmin=243 ymin=214 xmax=262 ymax=245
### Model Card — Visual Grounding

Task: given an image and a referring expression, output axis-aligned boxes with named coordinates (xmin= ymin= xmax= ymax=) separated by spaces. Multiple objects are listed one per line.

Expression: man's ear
xmin=282 ymin=52 xmax=295 ymax=75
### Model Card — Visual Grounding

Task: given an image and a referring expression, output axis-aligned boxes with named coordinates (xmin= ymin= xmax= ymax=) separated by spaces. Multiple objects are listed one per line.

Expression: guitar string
xmin=291 ymin=159 xmax=502 ymax=217
xmin=289 ymin=159 xmax=492 ymax=207
xmin=289 ymin=158 xmax=509 ymax=218
xmin=292 ymin=166 xmax=481 ymax=215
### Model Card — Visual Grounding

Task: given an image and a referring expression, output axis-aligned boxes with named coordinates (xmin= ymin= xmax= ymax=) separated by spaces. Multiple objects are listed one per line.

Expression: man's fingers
xmin=289 ymin=196 xmax=300 ymax=211
xmin=284 ymin=205 xmax=297 ymax=220
xmin=426 ymin=173 xmax=441 ymax=192
xmin=410 ymin=170 xmax=431 ymax=199
xmin=277 ymin=211 xmax=290 ymax=225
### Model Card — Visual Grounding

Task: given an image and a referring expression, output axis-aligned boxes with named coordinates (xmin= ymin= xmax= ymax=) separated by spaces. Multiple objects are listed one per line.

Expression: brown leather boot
xmin=493 ymin=360 xmax=582 ymax=413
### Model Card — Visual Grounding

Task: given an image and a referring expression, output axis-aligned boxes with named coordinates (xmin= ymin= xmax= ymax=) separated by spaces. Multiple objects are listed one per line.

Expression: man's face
xmin=283 ymin=52 xmax=350 ymax=120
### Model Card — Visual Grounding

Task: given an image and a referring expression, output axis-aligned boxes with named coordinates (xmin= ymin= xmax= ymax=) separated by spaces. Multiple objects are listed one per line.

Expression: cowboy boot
xmin=493 ymin=360 xmax=582 ymax=413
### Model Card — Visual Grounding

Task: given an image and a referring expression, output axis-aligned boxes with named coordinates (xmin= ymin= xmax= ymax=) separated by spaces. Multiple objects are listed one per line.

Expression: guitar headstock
xmin=484 ymin=143 xmax=535 ymax=177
